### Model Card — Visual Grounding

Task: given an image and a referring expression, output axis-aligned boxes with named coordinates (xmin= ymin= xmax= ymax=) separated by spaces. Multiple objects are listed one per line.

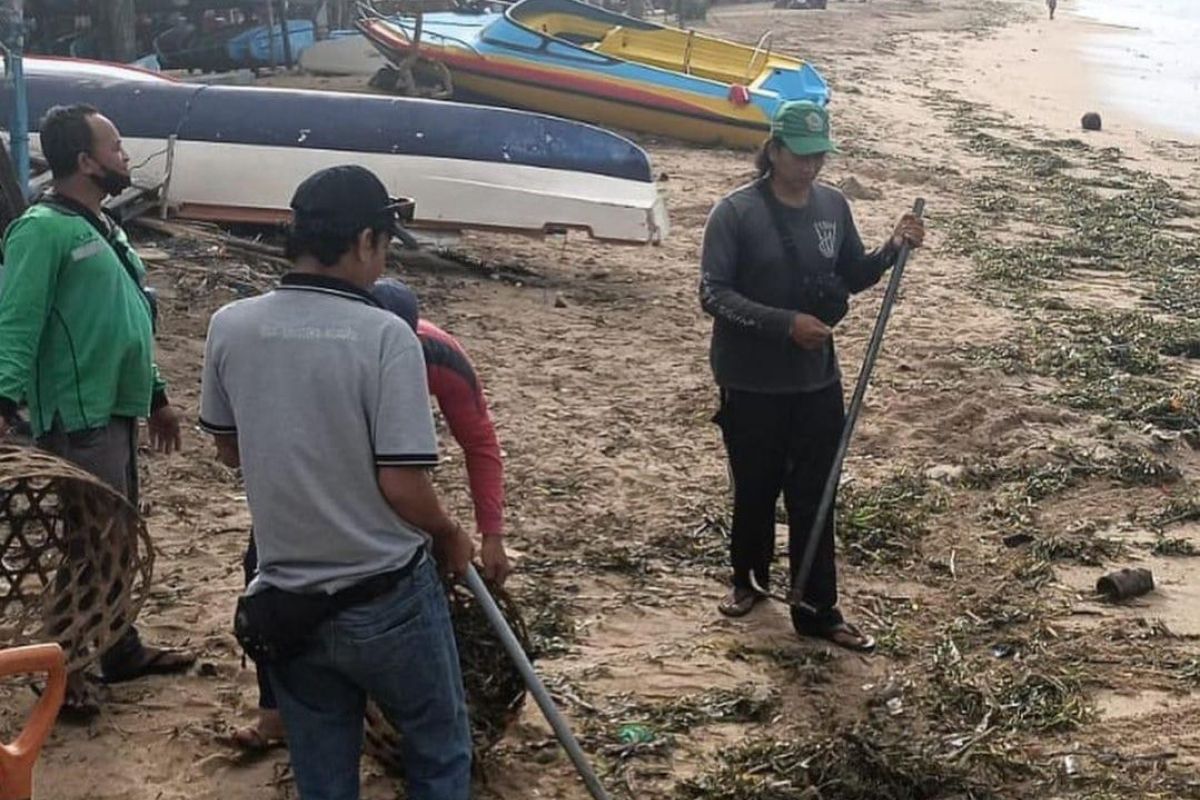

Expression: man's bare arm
xmin=377 ymin=466 xmax=474 ymax=577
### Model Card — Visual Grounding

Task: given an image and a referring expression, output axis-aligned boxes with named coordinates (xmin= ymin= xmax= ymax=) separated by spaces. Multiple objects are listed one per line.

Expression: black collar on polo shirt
xmin=278 ymin=272 xmax=382 ymax=307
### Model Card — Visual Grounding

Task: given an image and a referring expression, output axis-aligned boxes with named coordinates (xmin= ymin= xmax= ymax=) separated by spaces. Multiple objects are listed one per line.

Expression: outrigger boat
xmin=357 ymin=0 xmax=829 ymax=149
xmin=0 ymin=56 xmax=667 ymax=243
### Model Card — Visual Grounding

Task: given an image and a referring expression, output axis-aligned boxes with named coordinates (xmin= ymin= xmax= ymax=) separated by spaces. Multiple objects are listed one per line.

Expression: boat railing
xmin=398 ymin=19 xmax=486 ymax=55
xmin=358 ymin=1 xmax=486 ymax=55
xmin=745 ymin=29 xmax=772 ymax=82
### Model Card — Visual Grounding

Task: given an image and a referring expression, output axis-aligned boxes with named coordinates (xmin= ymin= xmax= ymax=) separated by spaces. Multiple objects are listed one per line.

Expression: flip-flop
xmin=57 ymin=683 xmax=103 ymax=721
xmin=807 ymin=621 xmax=876 ymax=653
xmin=227 ymin=725 xmax=287 ymax=753
xmin=718 ymin=587 xmax=764 ymax=618
xmin=101 ymin=646 xmax=196 ymax=684
xmin=35 ymin=672 xmax=105 ymax=721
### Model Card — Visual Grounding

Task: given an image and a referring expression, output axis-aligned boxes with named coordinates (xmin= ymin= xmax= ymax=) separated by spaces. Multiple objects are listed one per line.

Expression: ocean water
xmin=1073 ymin=0 xmax=1200 ymax=140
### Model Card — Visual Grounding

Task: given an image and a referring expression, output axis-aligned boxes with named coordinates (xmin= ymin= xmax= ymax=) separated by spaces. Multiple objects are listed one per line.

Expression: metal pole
xmin=265 ymin=0 xmax=278 ymax=70
xmin=9 ymin=51 xmax=26 ymax=195
xmin=279 ymin=0 xmax=293 ymax=69
xmin=1 ymin=0 xmax=29 ymax=197
xmin=462 ymin=566 xmax=612 ymax=800
xmin=786 ymin=198 xmax=926 ymax=610
xmin=159 ymin=134 xmax=177 ymax=220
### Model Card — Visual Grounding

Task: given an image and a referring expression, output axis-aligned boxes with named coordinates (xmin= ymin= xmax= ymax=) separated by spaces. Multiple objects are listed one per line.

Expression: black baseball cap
xmin=290 ymin=165 xmax=414 ymax=237
xmin=371 ymin=278 xmax=420 ymax=330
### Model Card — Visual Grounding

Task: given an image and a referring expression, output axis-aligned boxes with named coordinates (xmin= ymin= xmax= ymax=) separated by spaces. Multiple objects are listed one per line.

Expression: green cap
xmin=770 ymin=100 xmax=838 ymax=156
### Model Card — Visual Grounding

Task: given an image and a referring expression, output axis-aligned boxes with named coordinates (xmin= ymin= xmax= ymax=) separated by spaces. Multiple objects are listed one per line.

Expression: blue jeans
xmin=268 ymin=558 xmax=472 ymax=800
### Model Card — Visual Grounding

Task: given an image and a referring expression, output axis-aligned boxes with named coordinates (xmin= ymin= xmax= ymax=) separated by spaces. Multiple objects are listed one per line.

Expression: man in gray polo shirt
xmin=199 ymin=165 xmax=474 ymax=800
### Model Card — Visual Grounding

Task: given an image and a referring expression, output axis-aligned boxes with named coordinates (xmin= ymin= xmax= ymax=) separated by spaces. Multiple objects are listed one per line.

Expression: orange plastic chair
xmin=0 ymin=644 xmax=66 ymax=800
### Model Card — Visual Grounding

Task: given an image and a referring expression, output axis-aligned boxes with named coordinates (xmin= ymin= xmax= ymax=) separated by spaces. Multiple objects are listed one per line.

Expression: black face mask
xmin=91 ymin=167 xmax=132 ymax=197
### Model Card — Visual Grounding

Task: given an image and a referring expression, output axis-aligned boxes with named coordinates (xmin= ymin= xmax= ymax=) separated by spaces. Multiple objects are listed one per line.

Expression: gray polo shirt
xmin=199 ymin=273 xmax=437 ymax=595
xmin=699 ymin=180 xmax=895 ymax=394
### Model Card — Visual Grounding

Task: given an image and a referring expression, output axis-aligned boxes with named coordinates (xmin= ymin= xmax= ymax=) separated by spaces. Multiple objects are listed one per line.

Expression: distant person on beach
xmin=0 ymin=104 xmax=194 ymax=713
xmin=232 ymin=277 xmax=512 ymax=753
xmin=699 ymin=100 xmax=924 ymax=652
xmin=201 ymin=165 xmax=473 ymax=799
xmin=1047 ymin=0 xmax=1057 ymax=19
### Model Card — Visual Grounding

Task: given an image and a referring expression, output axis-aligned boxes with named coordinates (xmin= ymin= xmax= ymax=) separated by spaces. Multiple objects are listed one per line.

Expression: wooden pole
xmin=265 ymin=0 xmax=278 ymax=69
xmin=0 ymin=138 xmax=28 ymax=232
xmin=279 ymin=0 xmax=294 ymax=69
xmin=97 ymin=0 xmax=137 ymax=62
xmin=0 ymin=0 xmax=30 ymax=199
xmin=314 ymin=0 xmax=329 ymax=38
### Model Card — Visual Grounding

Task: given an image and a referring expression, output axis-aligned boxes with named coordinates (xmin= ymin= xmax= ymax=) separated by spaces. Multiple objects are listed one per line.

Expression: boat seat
xmin=593 ymin=25 xmax=752 ymax=83
xmin=556 ymin=31 xmax=597 ymax=46
xmin=594 ymin=26 xmax=681 ymax=71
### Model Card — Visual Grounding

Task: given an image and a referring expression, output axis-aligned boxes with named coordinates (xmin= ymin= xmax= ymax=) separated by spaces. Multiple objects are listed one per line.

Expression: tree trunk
xmin=97 ymin=0 xmax=137 ymax=63
xmin=0 ymin=138 xmax=29 ymax=233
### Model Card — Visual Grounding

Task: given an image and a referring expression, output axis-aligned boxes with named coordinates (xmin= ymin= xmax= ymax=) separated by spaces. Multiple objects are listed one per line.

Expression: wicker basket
xmin=363 ymin=577 xmax=531 ymax=772
xmin=0 ymin=446 xmax=154 ymax=673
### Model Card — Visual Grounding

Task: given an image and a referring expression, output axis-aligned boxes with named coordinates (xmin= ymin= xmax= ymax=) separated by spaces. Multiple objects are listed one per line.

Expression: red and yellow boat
xmin=358 ymin=0 xmax=829 ymax=149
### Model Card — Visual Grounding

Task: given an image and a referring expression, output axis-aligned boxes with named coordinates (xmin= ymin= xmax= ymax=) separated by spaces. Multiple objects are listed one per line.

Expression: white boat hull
xmin=71 ymin=137 xmax=666 ymax=242
xmin=3 ymin=55 xmax=669 ymax=244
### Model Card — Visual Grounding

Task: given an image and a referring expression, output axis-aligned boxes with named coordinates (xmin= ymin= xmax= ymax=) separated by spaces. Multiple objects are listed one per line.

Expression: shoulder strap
xmin=756 ymin=179 xmax=803 ymax=266
xmin=38 ymin=195 xmax=144 ymax=288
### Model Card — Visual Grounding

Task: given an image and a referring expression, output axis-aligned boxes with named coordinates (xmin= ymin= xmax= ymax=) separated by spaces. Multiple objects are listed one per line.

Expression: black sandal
xmin=101 ymin=646 xmax=196 ymax=684
xmin=49 ymin=674 xmax=104 ymax=721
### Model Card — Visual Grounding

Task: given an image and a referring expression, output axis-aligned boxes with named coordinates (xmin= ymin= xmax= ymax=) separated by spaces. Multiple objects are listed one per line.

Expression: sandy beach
xmin=948 ymin=3 xmax=1199 ymax=175
xmin=4 ymin=0 xmax=1200 ymax=797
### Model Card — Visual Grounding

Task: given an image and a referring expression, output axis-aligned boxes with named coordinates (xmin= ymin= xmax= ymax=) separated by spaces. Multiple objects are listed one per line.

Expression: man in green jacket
xmin=0 ymin=104 xmax=194 ymax=708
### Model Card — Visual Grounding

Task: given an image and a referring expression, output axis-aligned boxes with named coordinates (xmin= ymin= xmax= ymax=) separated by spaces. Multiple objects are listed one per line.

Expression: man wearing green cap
xmin=699 ymin=100 xmax=924 ymax=651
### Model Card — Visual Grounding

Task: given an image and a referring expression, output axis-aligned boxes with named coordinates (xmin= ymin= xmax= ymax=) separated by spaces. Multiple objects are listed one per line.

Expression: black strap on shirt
xmin=36 ymin=195 xmax=166 ymax=410
xmin=39 ymin=194 xmax=161 ymax=340
xmin=755 ymin=180 xmax=849 ymax=327
xmin=757 ymin=179 xmax=807 ymax=268
xmin=38 ymin=195 xmax=145 ymax=290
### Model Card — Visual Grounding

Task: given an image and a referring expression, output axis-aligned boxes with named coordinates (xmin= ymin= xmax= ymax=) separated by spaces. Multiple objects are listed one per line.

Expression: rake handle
xmin=788 ymin=198 xmax=926 ymax=609
xmin=463 ymin=567 xmax=612 ymax=800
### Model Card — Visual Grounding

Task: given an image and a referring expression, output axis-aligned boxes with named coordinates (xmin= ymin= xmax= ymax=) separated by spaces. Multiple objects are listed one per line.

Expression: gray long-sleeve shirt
xmin=699 ymin=180 xmax=896 ymax=394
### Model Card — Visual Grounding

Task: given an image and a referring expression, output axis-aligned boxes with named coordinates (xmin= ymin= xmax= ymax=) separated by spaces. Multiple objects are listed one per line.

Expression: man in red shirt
xmin=234 ymin=278 xmax=510 ymax=750
xmin=372 ymin=279 xmax=508 ymax=576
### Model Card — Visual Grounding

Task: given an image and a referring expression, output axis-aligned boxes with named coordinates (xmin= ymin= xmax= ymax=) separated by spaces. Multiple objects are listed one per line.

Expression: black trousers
xmin=715 ymin=383 xmax=844 ymax=633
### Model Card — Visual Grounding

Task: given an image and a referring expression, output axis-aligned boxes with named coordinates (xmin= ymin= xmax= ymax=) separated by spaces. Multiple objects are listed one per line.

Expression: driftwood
xmin=130 ymin=217 xmax=292 ymax=267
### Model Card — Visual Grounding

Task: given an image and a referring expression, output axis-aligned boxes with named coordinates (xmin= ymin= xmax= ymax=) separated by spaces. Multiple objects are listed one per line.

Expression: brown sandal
xmin=808 ymin=621 xmax=876 ymax=653
xmin=718 ymin=587 xmax=763 ymax=618
xmin=228 ymin=725 xmax=287 ymax=753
